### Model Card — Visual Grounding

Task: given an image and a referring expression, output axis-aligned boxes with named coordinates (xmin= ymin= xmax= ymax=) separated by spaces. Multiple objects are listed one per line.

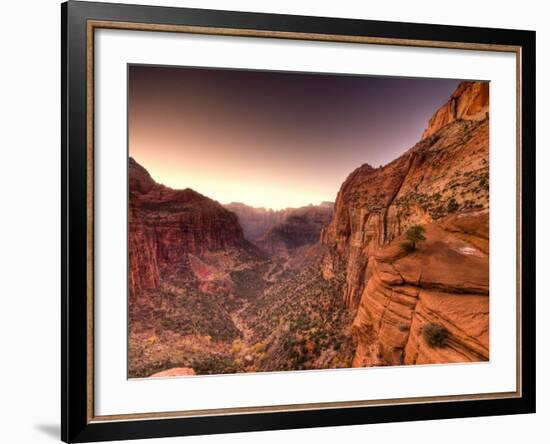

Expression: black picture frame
xmin=61 ymin=1 xmax=536 ymax=442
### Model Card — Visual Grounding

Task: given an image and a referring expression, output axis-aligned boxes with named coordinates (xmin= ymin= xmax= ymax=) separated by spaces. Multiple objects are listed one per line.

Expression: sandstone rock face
xmin=226 ymin=202 xmax=334 ymax=256
xmin=129 ymin=157 xmax=245 ymax=298
xmin=421 ymin=81 xmax=489 ymax=140
xmin=322 ymin=81 xmax=489 ymax=310
xmin=352 ymin=211 xmax=489 ymax=367
xmin=321 ymin=81 xmax=489 ymax=366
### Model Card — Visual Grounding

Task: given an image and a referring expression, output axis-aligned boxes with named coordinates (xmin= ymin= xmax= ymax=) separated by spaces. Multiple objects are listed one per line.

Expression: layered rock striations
xmin=321 ymin=81 xmax=490 ymax=366
xmin=128 ymin=157 xmax=246 ymax=299
xmin=421 ymin=81 xmax=489 ymax=140
xmin=352 ymin=211 xmax=489 ymax=366
xmin=129 ymin=80 xmax=490 ymax=376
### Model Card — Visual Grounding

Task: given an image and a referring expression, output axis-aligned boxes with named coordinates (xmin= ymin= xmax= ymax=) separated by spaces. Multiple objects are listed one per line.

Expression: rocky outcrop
xmin=351 ymin=211 xmax=489 ymax=366
xmin=421 ymin=81 xmax=489 ymax=140
xmin=129 ymin=157 xmax=245 ymax=298
xmin=321 ymin=81 xmax=490 ymax=366
xmin=322 ymin=81 xmax=489 ymax=310
xmin=150 ymin=367 xmax=196 ymax=377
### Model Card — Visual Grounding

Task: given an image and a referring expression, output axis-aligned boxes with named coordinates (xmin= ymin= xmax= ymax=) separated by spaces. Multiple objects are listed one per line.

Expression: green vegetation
xmin=478 ymin=171 xmax=489 ymax=192
xmin=422 ymin=322 xmax=449 ymax=348
xmin=131 ymin=285 xmax=242 ymax=341
xmin=400 ymin=224 xmax=426 ymax=253
xmin=128 ymin=249 xmax=355 ymax=378
xmin=128 ymin=333 xmax=242 ymax=378
xmin=128 ymin=278 xmax=247 ymax=378
xmin=447 ymin=197 xmax=459 ymax=213
xmin=393 ymin=160 xmax=489 ymax=220
xmin=192 ymin=354 xmax=240 ymax=375
xmin=240 ymin=260 xmax=355 ymax=372
xmin=230 ymin=265 xmax=268 ymax=302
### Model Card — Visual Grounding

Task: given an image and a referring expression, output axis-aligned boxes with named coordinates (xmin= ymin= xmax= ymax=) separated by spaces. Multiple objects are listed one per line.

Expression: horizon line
xmin=130 ymin=155 xmax=336 ymax=211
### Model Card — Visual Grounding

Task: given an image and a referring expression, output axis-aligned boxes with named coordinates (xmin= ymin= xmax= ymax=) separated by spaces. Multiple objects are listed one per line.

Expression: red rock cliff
xmin=421 ymin=81 xmax=489 ymax=140
xmin=321 ymin=81 xmax=490 ymax=366
xmin=128 ymin=158 xmax=245 ymax=298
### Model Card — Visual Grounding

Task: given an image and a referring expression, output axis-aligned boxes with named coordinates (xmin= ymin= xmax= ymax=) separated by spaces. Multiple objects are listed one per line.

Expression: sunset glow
xmin=128 ymin=65 xmax=460 ymax=209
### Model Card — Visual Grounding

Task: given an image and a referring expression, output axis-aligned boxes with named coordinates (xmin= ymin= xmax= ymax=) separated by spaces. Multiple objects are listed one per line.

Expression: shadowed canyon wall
xmin=128 ymin=158 xmax=246 ymax=299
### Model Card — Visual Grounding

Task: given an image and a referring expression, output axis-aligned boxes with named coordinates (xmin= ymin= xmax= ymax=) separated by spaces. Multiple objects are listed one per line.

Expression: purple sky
xmin=129 ymin=65 xmax=461 ymax=209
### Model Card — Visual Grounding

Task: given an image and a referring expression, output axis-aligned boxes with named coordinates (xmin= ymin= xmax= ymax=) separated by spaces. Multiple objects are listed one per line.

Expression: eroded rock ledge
xmin=352 ymin=211 xmax=489 ymax=366
xmin=321 ymin=81 xmax=490 ymax=366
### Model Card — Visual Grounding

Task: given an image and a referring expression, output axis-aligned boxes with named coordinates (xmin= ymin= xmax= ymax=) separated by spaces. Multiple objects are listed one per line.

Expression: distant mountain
xmin=257 ymin=203 xmax=334 ymax=256
xmin=223 ymin=203 xmax=288 ymax=244
xmin=224 ymin=202 xmax=334 ymax=256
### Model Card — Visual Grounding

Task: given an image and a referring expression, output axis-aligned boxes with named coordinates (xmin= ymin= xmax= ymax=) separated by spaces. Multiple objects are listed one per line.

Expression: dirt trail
xmin=231 ymin=255 xmax=293 ymax=344
xmin=230 ymin=304 xmax=255 ymax=343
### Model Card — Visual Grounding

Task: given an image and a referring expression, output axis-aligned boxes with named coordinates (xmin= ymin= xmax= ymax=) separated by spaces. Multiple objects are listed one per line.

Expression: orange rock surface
xmin=150 ymin=367 xmax=196 ymax=377
xmin=352 ymin=211 xmax=489 ymax=366
xmin=422 ymin=81 xmax=489 ymax=140
xmin=322 ymin=81 xmax=490 ymax=366
xmin=128 ymin=157 xmax=246 ymax=299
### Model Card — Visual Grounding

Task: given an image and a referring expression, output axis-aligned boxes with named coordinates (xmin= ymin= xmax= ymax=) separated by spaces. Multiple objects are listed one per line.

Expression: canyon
xmin=225 ymin=201 xmax=334 ymax=256
xmin=129 ymin=80 xmax=489 ymax=377
xmin=128 ymin=161 xmax=349 ymax=377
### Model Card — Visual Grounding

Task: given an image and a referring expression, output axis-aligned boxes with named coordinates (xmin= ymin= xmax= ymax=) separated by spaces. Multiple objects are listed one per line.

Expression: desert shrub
xmin=447 ymin=198 xmax=459 ymax=213
xmin=430 ymin=205 xmax=445 ymax=220
xmin=406 ymin=225 xmax=426 ymax=246
xmin=193 ymin=354 xmax=238 ymax=375
xmin=400 ymin=242 xmax=415 ymax=254
xmin=422 ymin=322 xmax=449 ymax=348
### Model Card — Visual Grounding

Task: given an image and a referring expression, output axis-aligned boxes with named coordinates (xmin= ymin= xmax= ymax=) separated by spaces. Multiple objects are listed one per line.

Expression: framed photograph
xmin=61 ymin=1 xmax=536 ymax=442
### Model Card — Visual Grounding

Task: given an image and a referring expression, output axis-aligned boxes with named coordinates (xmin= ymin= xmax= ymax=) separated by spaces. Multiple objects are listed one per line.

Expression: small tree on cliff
xmin=400 ymin=224 xmax=426 ymax=253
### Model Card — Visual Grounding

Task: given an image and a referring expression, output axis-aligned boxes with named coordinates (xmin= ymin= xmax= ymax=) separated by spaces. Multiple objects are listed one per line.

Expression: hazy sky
xmin=129 ymin=65 xmax=461 ymax=210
